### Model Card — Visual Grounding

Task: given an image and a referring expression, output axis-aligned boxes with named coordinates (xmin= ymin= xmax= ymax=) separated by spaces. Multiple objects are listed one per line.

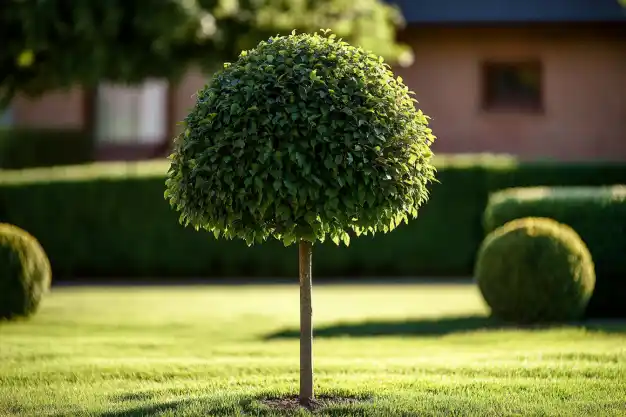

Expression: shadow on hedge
xmin=265 ymin=315 xmax=626 ymax=339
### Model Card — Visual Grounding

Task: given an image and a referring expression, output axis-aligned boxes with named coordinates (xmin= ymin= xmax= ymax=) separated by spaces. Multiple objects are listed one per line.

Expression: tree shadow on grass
xmin=91 ymin=397 xmax=252 ymax=417
xmin=96 ymin=400 xmax=189 ymax=417
xmin=81 ymin=392 xmax=371 ymax=417
xmin=49 ymin=400 xmax=191 ymax=417
xmin=264 ymin=315 xmax=626 ymax=340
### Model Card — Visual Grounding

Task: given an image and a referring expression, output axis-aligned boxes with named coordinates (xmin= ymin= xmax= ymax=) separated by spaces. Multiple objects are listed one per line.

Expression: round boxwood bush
xmin=0 ymin=223 xmax=51 ymax=320
xmin=165 ymin=30 xmax=436 ymax=247
xmin=475 ymin=217 xmax=595 ymax=323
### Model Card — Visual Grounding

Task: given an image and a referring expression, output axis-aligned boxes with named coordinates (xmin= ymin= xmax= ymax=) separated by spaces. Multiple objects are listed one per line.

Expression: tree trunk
xmin=299 ymin=239 xmax=313 ymax=406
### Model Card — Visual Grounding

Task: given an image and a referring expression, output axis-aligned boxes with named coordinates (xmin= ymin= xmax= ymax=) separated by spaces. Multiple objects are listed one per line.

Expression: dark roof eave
xmin=387 ymin=0 xmax=626 ymax=24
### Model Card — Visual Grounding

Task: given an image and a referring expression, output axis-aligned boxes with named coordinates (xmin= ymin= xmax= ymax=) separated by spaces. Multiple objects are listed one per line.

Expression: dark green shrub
xmin=484 ymin=185 xmax=626 ymax=318
xmin=475 ymin=217 xmax=595 ymax=324
xmin=0 ymin=223 xmax=51 ymax=320
xmin=0 ymin=128 xmax=93 ymax=169
xmin=487 ymin=160 xmax=626 ymax=191
xmin=0 ymin=157 xmax=625 ymax=280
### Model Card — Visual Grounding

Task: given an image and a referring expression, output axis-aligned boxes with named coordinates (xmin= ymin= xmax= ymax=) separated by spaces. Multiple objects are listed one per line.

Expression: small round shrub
xmin=474 ymin=217 xmax=595 ymax=323
xmin=0 ymin=223 xmax=51 ymax=320
xmin=165 ymin=30 xmax=436 ymax=247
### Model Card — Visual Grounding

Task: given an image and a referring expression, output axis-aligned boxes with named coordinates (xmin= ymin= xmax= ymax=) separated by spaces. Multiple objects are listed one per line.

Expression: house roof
xmin=388 ymin=0 xmax=626 ymax=24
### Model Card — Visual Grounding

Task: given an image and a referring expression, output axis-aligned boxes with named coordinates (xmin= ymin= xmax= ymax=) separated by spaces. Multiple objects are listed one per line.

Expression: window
xmin=481 ymin=61 xmax=543 ymax=112
xmin=95 ymin=79 xmax=169 ymax=144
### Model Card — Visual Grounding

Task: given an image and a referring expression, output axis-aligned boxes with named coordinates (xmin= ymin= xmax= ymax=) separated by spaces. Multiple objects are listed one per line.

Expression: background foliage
xmin=0 ymin=0 xmax=410 ymax=108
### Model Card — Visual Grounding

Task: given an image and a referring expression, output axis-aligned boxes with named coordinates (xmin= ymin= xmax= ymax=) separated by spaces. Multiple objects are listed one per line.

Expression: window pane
xmin=482 ymin=62 xmax=542 ymax=111
xmin=95 ymin=80 xmax=168 ymax=144
xmin=137 ymin=80 xmax=168 ymax=144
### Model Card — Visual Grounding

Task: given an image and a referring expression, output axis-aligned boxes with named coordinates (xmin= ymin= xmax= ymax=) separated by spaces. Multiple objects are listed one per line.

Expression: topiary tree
xmin=475 ymin=217 xmax=595 ymax=324
xmin=0 ymin=223 xmax=52 ymax=320
xmin=165 ymin=30 xmax=436 ymax=406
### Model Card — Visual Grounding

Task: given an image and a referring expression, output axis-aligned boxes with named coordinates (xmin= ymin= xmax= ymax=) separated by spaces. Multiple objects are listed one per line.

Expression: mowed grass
xmin=0 ymin=283 xmax=625 ymax=416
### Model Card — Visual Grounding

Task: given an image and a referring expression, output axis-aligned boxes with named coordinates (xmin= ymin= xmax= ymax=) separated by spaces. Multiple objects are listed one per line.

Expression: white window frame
xmin=95 ymin=79 xmax=169 ymax=145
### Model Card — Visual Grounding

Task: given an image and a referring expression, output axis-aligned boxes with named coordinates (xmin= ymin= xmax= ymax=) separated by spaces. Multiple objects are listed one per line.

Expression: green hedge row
xmin=484 ymin=186 xmax=626 ymax=318
xmin=0 ymin=128 xmax=94 ymax=169
xmin=0 ymin=155 xmax=625 ymax=280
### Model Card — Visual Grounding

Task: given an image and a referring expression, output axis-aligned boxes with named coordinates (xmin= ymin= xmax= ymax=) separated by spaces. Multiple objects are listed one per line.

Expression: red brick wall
xmin=172 ymin=67 xmax=207 ymax=132
xmin=13 ymin=88 xmax=85 ymax=129
xmin=393 ymin=24 xmax=626 ymax=160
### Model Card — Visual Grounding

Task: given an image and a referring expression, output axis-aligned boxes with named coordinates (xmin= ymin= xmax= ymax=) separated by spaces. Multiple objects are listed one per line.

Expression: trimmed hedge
xmin=475 ymin=217 xmax=595 ymax=324
xmin=0 ymin=223 xmax=52 ymax=320
xmin=484 ymin=186 xmax=626 ymax=318
xmin=0 ymin=156 xmax=625 ymax=280
xmin=0 ymin=128 xmax=94 ymax=169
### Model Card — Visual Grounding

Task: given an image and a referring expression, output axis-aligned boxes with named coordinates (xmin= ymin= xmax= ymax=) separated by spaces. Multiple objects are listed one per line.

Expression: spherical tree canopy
xmin=0 ymin=223 xmax=51 ymax=320
xmin=475 ymin=217 xmax=595 ymax=324
xmin=166 ymin=31 xmax=436 ymax=246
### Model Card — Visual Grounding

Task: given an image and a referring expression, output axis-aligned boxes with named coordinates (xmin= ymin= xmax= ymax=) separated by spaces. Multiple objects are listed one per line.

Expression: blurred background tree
xmin=0 ymin=0 xmax=412 ymax=109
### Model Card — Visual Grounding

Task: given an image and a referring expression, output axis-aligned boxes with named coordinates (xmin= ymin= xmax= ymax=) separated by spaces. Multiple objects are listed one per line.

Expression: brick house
xmin=2 ymin=0 xmax=626 ymax=161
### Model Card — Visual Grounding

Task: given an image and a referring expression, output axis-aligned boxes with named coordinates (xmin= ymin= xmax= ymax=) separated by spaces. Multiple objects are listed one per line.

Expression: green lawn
xmin=0 ymin=283 xmax=625 ymax=416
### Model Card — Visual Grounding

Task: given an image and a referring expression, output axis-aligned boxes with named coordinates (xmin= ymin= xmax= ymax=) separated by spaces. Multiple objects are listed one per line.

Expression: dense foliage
xmin=166 ymin=31 xmax=436 ymax=246
xmin=0 ymin=0 xmax=410 ymax=108
xmin=475 ymin=217 xmax=595 ymax=324
xmin=0 ymin=223 xmax=51 ymax=320
xmin=0 ymin=0 xmax=201 ymax=108
xmin=484 ymin=185 xmax=626 ymax=318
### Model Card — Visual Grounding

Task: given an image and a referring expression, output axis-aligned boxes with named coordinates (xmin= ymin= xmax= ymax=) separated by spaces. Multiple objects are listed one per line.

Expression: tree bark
xmin=298 ymin=239 xmax=313 ymax=405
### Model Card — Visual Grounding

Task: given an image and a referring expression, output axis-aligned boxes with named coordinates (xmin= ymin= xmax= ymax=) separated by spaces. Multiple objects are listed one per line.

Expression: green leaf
xmin=311 ymin=175 xmax=323 ymax=186
xmin=277 ymin=205 xmax=290 ymax=218
xmin=304 ymin=212 xmax=317 ymax=224
xmin=358 ymin=187 xmax=366 ymax=202
xmin=282 ymin=232 xmax=297 ymax=246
